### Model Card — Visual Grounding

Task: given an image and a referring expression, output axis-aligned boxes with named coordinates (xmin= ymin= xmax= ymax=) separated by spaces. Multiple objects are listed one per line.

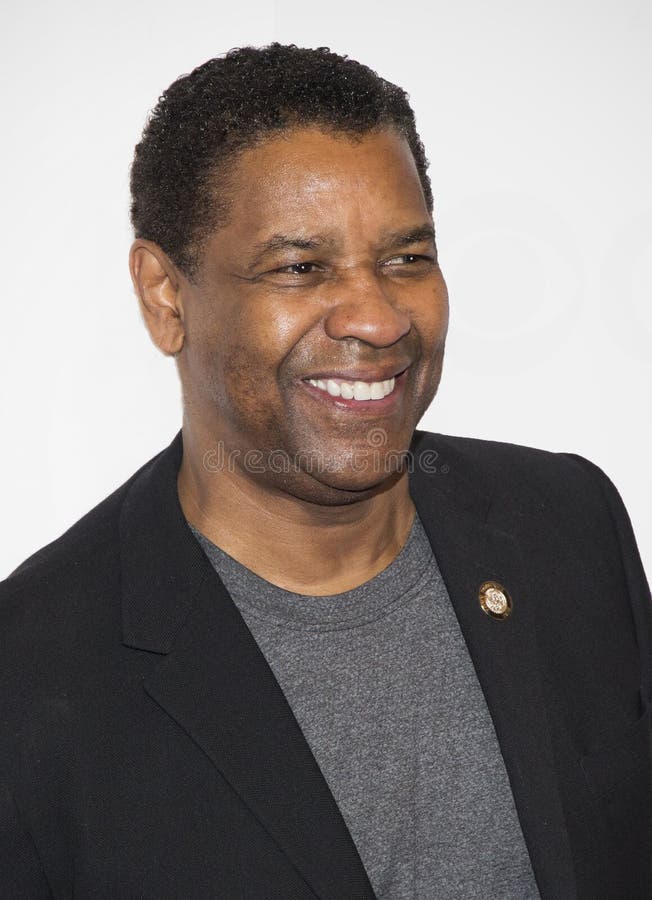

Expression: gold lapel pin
xmin=478 ymin=581 xmax=513 ymax=620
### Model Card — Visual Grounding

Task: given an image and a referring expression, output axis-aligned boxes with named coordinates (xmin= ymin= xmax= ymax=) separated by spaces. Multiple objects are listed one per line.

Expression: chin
xmin=281 ymin=457 xmax=406 ymax=506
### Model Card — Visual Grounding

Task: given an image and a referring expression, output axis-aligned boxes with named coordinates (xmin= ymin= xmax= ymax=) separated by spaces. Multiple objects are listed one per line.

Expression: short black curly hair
xmin=130 ymin=43 xmax=432 ymax=279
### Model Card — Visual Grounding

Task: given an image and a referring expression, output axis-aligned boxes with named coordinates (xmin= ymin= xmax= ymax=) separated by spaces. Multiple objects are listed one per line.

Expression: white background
xmin=1 ymin=0 xmax=650 ymax=578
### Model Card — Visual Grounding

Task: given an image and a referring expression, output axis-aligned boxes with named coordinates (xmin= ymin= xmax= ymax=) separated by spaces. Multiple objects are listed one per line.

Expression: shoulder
xmin=0 ymin=440 xmax=180 ymax=776
xmin=0 ymin=444 xmax=166 ymax=651
xmin=412 ymin=429 xmax=630 ymax=518
xmin=411 ymin=429 xmax=649 ymax=615
xmin=413 ymin=427 xmax=602 ymax=481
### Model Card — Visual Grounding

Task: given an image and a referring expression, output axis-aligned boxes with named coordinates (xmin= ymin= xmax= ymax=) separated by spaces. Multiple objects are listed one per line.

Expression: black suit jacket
xmin=1 ymin=430 xmax=650 ymax=899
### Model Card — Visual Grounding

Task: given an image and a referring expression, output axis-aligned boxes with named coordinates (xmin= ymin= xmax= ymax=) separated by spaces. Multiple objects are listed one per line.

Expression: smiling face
xmin=177 ymin=126 xmax=449 ymax=503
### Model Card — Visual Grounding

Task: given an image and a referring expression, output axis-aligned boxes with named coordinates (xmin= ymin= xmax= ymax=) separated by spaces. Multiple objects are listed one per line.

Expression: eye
xmin=380 ymin=253 xmax=436 ymax=274
xmin=383 ymin=254 xmax=433 ymax=266
xmin=276 ymin=262 xmax=319 ymax=275
xmin=258 ymin=260 xmax=324 ymax=286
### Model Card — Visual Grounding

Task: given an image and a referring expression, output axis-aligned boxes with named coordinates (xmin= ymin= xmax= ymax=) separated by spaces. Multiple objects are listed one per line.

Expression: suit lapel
xmin=410 ymin=433 xmax=577 ymax=899
xmin=120 ymin=431 xmax=376 ymax=900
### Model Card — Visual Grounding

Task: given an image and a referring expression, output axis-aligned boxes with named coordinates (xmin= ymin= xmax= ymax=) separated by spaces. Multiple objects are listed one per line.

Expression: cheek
xmin=410 ymin=282 xmax=449 ymax=354
xmin=222 ymin=301 xmax=321 ymax=390
xmin=225 ymin=299 xmax=308 ymax=357
xmin=211 ymin=308 xmax=302 ymax=416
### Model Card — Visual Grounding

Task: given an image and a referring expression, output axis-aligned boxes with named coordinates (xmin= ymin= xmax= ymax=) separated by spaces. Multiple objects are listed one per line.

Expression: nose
xmin=323 ymin=271 xmax=411 ymax=348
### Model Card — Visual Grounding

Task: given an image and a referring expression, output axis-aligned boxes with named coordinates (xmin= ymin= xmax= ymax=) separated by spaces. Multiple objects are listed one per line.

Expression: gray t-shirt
xmin=189 ymin=516 xmax=540 ymax=899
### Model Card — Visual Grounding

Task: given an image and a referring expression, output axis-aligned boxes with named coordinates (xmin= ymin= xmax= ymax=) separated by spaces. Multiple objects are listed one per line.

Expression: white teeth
xmin=353 ymin=381 xmax=371 ymax=401
xmin=307 ymin=376 xmax=396 ymax=401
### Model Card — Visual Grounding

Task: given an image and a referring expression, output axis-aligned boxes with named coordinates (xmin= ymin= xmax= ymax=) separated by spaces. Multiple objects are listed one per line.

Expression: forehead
xmin=213 ymin=127 xmax=430 ymax=246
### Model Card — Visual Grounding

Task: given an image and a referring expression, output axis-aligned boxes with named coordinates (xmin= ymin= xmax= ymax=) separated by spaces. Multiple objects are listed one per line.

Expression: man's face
xmin=179 ymin=126 xmax=449 ymax=503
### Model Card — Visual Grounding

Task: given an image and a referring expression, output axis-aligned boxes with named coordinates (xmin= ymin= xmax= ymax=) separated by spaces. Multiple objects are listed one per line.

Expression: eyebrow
xmin=248 ymin=234 xmax=331 ymax=267
xmin=380 ymin=224 xmax=437 ymax=247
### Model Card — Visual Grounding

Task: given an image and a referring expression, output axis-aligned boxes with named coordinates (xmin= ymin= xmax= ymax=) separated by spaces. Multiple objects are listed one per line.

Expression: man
xmin=0 ymin=44 xmax=650 ymax=899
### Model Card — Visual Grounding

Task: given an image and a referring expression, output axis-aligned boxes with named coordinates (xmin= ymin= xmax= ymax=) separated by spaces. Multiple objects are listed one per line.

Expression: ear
xmin=129 ymin=239 xmax=186 ymax=356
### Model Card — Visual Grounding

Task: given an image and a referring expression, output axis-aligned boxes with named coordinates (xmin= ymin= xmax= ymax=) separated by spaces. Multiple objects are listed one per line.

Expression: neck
xmin=176 ymin=426 xmax=416 ymax=596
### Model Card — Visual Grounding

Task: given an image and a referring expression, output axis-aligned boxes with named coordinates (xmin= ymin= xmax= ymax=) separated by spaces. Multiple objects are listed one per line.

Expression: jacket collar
xmin=120 ymin=430 xmax=207 ymax=654
xmin=119 ymin=429 xmax=577 ymax=899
